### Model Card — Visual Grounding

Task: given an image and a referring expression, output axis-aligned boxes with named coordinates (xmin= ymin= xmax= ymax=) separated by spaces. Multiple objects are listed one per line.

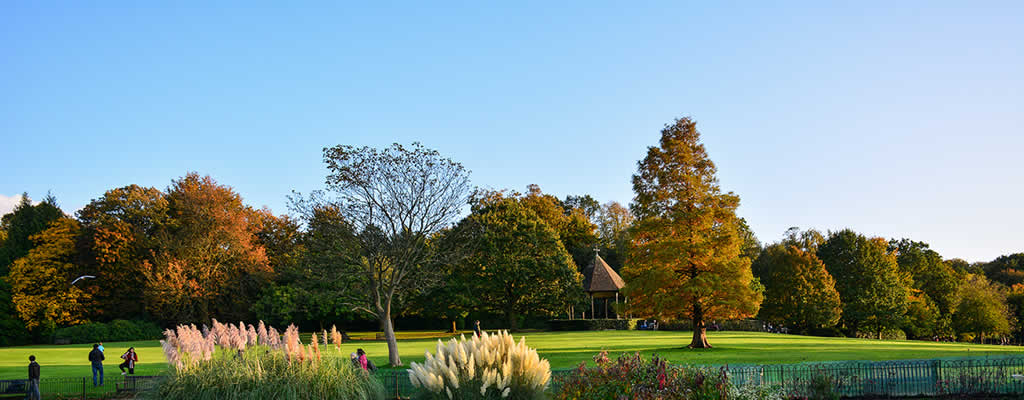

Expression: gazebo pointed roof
xmin=582 ymin=253 xmax=626 ymax=294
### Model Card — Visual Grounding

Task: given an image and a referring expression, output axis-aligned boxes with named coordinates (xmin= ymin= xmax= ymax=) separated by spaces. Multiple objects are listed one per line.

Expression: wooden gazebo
xmin=582 ymin=251 xmax=626 ymax=319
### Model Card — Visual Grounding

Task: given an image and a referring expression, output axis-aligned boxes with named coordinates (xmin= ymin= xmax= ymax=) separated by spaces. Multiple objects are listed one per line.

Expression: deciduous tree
xmin=521 ymin=185 xmax=598 ymax=270
xmin=622 ymin=117 xmax=762 ymax=348
xmin=596 ymin=201 xmax=633 ymax=271
xmin=77 ymin=185 xmax=168 ymax=319
xmin=0 ymin=194 xmax=63 ymax=344
xmin=7 ymin=218 xmax=90 ymax=330
xmin=982 ymin=253 xmax=1024 ymax=287
xmin=753 ymin=239 xmax=841 ymax=332
xmin=817 ymin=230 xmax=910 ymax=337
xmin=954 ymin=274 xmax=1011 ymax=343
xmin=144 ymin=173 xmax=271 ymax=324
xmin=314 ymin=142 xmax=471 ymax=366
xmin=448 ymin=196 xmax=584 ymax=331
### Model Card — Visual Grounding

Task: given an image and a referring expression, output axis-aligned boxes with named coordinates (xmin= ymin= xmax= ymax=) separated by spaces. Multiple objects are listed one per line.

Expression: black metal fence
xmin=0 ymin=375 xmax=161 ymax=399
xmin=726 ymin=355 xmax=1024 ymax=398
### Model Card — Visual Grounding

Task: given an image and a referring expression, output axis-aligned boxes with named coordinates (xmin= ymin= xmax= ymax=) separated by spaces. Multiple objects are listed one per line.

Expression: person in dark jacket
xmin=27 ymin=355 xmax=41 ymax=400
xmin=88 ymin=344 xmax=104 ymax=386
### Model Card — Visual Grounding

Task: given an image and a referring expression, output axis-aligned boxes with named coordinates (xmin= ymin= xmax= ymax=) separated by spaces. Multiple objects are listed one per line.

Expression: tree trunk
xmin=507 ymin=309 xmax=519 ymax=332
xmin=382 ymin=310 xmax=401 ymax=366
xmin=689 ymin=302 xmax=712 ymax=348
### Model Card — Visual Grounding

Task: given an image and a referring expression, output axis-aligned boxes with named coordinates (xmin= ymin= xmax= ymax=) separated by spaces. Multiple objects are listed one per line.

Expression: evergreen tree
xmin=623 ymin=117 xmax=762 ymax=348
xmin=0 ymin=194 xmax=64 ymax=273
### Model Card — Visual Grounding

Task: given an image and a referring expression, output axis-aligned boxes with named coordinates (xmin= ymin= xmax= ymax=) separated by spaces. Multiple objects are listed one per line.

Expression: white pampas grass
xmin=408 ymin=330 xmax=550 ymax=398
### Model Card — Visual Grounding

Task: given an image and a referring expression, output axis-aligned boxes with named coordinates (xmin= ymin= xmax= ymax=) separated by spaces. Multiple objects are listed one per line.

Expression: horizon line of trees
xmin=2 ymin=133 xmax=1022 ymax=356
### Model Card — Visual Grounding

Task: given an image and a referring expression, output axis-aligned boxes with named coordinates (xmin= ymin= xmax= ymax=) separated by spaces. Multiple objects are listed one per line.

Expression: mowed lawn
xmin=2 ymin=331 xmax=1022 ymax=379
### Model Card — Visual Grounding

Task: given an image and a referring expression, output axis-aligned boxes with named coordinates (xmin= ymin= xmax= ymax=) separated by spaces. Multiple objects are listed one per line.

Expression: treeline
xmin=0 ymin=174 xmax=633 ymax=346
xmin=752 ymin=227 xmax=1024 ymax=343
xmin=2 ymin=143 xmax=1022 ymax=349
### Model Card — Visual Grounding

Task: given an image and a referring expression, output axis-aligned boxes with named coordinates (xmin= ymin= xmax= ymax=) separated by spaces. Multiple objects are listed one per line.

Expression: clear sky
xmin=2 ymin=2 xmax=1021 ymax=262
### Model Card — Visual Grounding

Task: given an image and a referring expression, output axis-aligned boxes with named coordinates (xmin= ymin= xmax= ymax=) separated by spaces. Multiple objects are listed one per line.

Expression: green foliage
xmin=953 ymin=274 xmax=1011 ymax=340
xmin=902 ymin=294 xmax=940 ymax=339
xmin=0 ymin=280 xmax=30 ymax=346
xmin=548 ymin=319 xmax=640 ymax=331
xmin=447 ymin=196 xmax=584 ymax=331
xmin=889 ymin=239 xmax=962 ymax=315
xmin=521 ymin=185 xmax=599 ymax=271
xmin=595 ymin=201 xmax=633 ymax=273
xmin=753 ymin=241 xmax=841 ymax=331
xmin=817 ymin=230 xmax=909 ymax=336
xmin=0 ymin=193 xmax=65 ymax=274
xmin=623 ymin=117 xmax=763 ymax=348
xmin=736 ymin=218 xmax=762 ymax=262
xmin=148 ymin=346 xmax=385 ymax=400
xmin=981 ymin=253 xmax=1024 ymax=287
xmin=53 ymin=319 xmax=163 ymax=344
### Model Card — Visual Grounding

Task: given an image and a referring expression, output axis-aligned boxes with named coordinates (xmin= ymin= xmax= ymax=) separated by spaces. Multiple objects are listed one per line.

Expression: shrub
xmin=149 ymin=320 xmax=382 ymax=400
xmin=728 ymin=384 xmax=785 ymax=400
xmin=53 ymin=320 xmax=163 ymax=344
xmin=553 ymin=351 xmax=734 ymax=400
xmin=548 ymin=319 xmax=639 ymax=331
xmin=409 ymin=330 xmax=550 ymax=400
xmin=854 ymin=328 xmax=906 ymax=340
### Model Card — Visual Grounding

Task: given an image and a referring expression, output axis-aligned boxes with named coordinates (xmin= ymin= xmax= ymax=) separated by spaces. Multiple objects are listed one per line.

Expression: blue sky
xmin=2 ymin=1 xmax=1021 ymax=262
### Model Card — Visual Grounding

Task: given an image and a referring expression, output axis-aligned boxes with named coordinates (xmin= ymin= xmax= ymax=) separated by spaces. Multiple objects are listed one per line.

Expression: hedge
xmin=659 ymin=319 xmax=763 ymax=332
xmin=549 ymin=319 xmax=640 ymax=331
xmin=53 ymin=320 xmax=163 ymax=344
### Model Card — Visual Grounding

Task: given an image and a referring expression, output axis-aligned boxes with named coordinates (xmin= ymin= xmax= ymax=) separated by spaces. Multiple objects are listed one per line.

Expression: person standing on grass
xmin=119 ymin=347 xmax=138 ymax=375
xmin=27 ymin=355 xmax=41 ymax=400
xmin=88 ymin=344 xmax=104 ymax=386
xmin=474 ymin=320 xmax=482 ymax=337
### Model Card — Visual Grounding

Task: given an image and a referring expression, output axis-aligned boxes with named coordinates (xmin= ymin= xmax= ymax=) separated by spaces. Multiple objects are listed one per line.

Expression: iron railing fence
xmin=724 ymin=355 xmax=1024 ymax=398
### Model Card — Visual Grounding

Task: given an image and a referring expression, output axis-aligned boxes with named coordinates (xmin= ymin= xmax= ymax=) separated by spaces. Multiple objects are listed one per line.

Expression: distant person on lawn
xmin=356 ymin=349 xmax=368 ymax=371
xmin=88 ymin=344 xmax=105 ymax=386
xmin=474 ymin=320 xmax=482 ymax=337
xmin=119 ymin=347 xmax=138 ymax=375
xmin=27 ymin=355 xmax=41 ymax=400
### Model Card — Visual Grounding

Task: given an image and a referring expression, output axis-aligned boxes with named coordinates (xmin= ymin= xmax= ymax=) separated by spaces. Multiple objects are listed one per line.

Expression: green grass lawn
xmin=2 ymin=331 xmax=1022 ymax=379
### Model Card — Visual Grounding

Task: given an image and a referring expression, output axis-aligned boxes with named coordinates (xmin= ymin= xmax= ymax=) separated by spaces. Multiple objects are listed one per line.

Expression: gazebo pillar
xmin=591 ymin=295 xmax=595 ymax=320
xmin=615 ymin=292 xmax=619 ymax=319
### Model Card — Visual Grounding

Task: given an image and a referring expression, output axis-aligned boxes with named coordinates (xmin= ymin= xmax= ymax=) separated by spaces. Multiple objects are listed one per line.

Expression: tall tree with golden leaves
xmin=7 ymin=218 xmax=91 ymax=330
xmin=623 ymin=117 xmax=762 ymax=348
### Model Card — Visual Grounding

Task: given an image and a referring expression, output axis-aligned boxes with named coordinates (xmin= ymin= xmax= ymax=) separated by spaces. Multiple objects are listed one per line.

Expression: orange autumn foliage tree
xmin=144 ymin=173 xmax=272 ymax=324
xmin=622 ymin=117 xmax=763 ymax=348
xmin=7 ymin=218 xmax=91 ymax=330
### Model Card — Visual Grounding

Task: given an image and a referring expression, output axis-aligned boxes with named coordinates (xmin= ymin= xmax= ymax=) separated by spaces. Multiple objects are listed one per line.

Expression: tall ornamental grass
xmin=409 ymin=330 xmax=550 ymax=400
xmin=149 ymin=319 xmax=384 ymax=400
